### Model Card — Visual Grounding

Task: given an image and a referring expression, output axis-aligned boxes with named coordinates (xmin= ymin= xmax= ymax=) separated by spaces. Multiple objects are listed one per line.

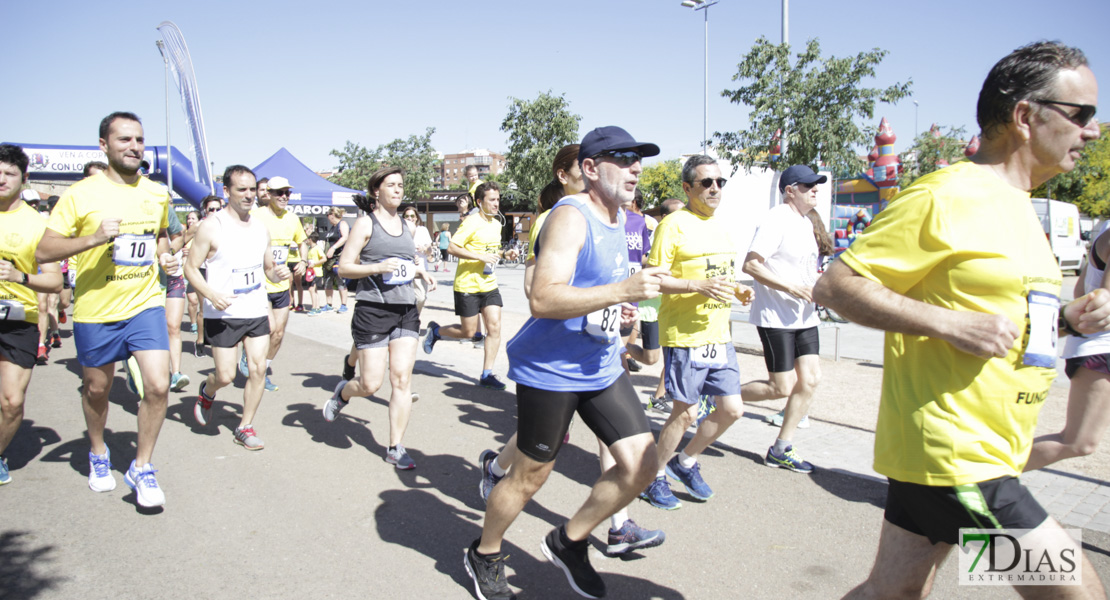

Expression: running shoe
xmin=293 ymin=305 xmax=305 ymax=313
xmin=639 ymin=476 xmax=680 ymax=510
xmin=88 ymin=449 xmax=116 ymax=492
xmin=478 ymin=449 xmax=503 ymax=503
xmin=170 ymin=372 xmax=191 ymax=393
xmin=479 ymin=373 xmax=507 ymax=391
xmin=233 ymin=425 xmax=265 ymax=451
xmin=423 ymin=321 xmax=440 ymax=354
xmin=342 ymin=354 xmax=356 ymax=381
xmin=189 ymin=322 xmax=197 ymax=333
xmin=238 ymin=350 xmax=249 ymax=378
xmin=194 ymin=381 xmax=214 ymax=427
xmin=308 ymin=307 xmax=321 ymax=316
xmin=665 ymin=455 xmax=713 ymax=500
xmin=541 ymin=526 xmax=605 ymax=599
xmin=193 ymin=342 xmax=205 ymax=357
xmin=472 ymin=332 xmax=485 ymax=349
xmin=765 ymin=445 xmax=814 ymax=474
xmin=766 ymin=410 xmax=810 ymax=429
xmin=337 ymin=305 xmax=349 ymax=314
xmin=695 ymin=395 xmax=716 ymax=426
xmin=605 ymin=519 xmax=665 ymax=556
xmin=35 ymin=344 xmax=48 ymax=365
xmin=626 ymin=357 xmax=642 ymax=372
xmin=644 ymin=393 xmax=672 ymax=414
xmin=125 ymin=460 xmax=165 ymax=507
xmin=264 ymin=376 xmax=279 ymax=393
xmin=322 ymin=380 xmax=348 ymax=422
xmin=125 ymin=356 xmax=144 ymax=398
xmin=0 ymin=456 xmax=11 ymax=485
xmin=58 ymin=308 xmax=67 ymax=324
xmin=385 ymin=445 xmax=415 ymax=470
xmin=50 ymin=332 xmax=62 ymax=349
xmin=464 ymin=539 xmax=515 ymax=600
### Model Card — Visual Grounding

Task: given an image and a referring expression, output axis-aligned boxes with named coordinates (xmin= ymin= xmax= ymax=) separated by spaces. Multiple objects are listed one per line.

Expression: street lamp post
xmin=913 ymin=100 xmax=919 ymax=137
xmin=681 ymin=0 xmax=719 ymax=155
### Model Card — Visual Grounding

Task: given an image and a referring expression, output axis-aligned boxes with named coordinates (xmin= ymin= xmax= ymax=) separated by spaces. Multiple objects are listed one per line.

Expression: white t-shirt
xmin=747 ymin=204 xmax=819 ymax=329
xmin=1064 ymin=220 xmax=1110 ymax=358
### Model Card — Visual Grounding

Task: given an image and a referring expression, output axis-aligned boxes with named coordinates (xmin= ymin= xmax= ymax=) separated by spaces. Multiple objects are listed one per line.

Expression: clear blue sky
xmin=5 ymin=1 xmax=1107 ymax=175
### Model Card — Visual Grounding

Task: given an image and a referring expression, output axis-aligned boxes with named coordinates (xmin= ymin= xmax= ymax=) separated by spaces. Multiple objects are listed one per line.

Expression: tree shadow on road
xmin=4 ymin=420 xmax=61 ymax=471
xmin=0 ymin=531 xmax=65 ymax=599
xmin=374 ymin=488 xmax=686 ymax=599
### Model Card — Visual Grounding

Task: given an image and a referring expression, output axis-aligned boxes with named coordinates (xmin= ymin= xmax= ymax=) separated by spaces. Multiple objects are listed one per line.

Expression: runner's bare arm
xmin=0 ymin=260 xmax=62 ymax=294
xmin=183 ymin=219 xmax=234 ymax=311
xmin=742 ymin=251 xmax=812 ymax=302
xmin=337 ymin=216 xmax=398 ymax=279
xmin=35 ymin=219 xmax=121 ymax=263
xmin=530 ymin=204 xmax=664 ymax=320
xmin=813 ymin=258 xmax=1019 ymax=359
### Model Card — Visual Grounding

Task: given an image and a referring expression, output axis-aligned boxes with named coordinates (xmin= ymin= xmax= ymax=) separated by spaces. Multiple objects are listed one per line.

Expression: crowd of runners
xmin=0 ymin=41 xmax=1106 ymax=599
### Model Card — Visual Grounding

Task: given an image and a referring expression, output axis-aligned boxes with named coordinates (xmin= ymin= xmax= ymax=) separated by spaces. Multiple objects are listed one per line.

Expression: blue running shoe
xmin=478 ymin=373 xmax=507 ymax=391
xmin=606 ymin=519 xmax=665 ymax=556
xmin=238 ymin=350 xmax=249 ymax=378
xmin=337 ymin=305 xmax=349 ymax=314
xmin=765 ymin=445 xmax=814 ymax=474
xmin=125 ymin=460 xmax=165 ymax=508
xmin=695 ymin=395 xmax=716 ymax=426
xmin=264 ymin=376 xmax=279 ymax=392
xmin=665 ymin=455 xmax=713 ymax=500
xmin=640 ymin=475 xmax=681 ymax=510
xmin=0 ymin=456 xmax=10 ymax=485
xmin=423 ymin=321 xmax=440 ymax=355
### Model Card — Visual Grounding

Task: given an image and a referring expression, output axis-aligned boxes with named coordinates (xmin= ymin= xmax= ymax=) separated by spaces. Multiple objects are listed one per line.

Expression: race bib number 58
xmin=383 ymin=259 xmax=415 ymax=285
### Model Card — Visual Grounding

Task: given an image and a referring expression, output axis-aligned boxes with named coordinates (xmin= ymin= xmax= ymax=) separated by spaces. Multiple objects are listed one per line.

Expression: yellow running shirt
xmin=526 ymin=209 xmax=550 ymax=262
xmin=253 ymin=206 xmax=306 ymax=293
xmin=0 ymin=202 xmax=49 ymax=323
xmin=452 ymin=213 xmax=501 ymax=294
xmin=648 ymin=208 xmax=736 ymax=347
xmin=839 ymin=161 xmax=1061 ymax=486
xmin=48 ymin=173 xmax=170 ymax=324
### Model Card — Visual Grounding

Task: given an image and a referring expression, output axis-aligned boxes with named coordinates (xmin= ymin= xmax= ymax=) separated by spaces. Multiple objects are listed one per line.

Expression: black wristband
xmin=19 ymin=272 xmax=28 ymax=286
xmin=1059 ymin=305 xmax=1085 ymax=338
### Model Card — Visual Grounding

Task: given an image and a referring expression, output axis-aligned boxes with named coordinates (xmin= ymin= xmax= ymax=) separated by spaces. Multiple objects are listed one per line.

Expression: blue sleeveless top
xmin=507 ymin=196 xmax=628 ymax=391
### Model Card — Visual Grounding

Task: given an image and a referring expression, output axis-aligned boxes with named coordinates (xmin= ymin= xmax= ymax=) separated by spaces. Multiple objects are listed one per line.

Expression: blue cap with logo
xmin=778 ymin=164 xmax=828 ymax=193
xmin=579 ymin=126 xmax=660 ymax=164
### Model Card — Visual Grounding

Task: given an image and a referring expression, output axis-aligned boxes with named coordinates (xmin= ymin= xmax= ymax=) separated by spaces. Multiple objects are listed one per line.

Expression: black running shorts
xmin=884 ymin=476 xmax=1048 ymax=545
xmin=204 ymin=317 xmax=271 ymax=348
xmin=756 ymin=326 xmax=819 ymax=373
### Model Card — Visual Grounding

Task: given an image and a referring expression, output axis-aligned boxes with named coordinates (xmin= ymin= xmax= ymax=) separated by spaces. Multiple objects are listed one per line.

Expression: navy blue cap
xmin=778 ymin=164 xmax=827 ymax=193
xmin=579 ymin=126 xmax=660 ymax=163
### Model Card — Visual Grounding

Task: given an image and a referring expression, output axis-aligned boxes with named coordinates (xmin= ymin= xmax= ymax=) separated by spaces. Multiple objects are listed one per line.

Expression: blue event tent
xmin=253 ymin=147 xmax=359 ymax=216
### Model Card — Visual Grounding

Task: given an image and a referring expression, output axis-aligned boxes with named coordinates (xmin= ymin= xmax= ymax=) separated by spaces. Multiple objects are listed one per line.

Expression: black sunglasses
xmin=1032 ymin=99 xmax=1097 ymax=127
xmin=593 ymin=150 xmax=642 ymax=167
xmin=697 ymin=177 xmax=728 ymax=189
xmin=270 ymin=189 xmax=291 ymax=197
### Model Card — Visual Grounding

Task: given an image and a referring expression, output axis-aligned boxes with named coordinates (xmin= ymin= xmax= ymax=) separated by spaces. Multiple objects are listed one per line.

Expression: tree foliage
xmin=714 ymin=37 xmax=911 ymax=175
xmin=500 ymin=91 xmax=581 ymax=211
xmin=897 ymin=125 xmax=969 ymax=187
xmin=638 ymin=159 xmax=684 ymax=208
xmin=329 ymin=127 xmax=440 ymax=203
xmin=1033 ymin=129 xmax=1110 ymax=216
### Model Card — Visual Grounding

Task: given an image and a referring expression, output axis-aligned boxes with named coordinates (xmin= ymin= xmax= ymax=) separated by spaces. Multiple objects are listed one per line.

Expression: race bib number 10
xmin=584 ymin=305 xmax=621 ymax=342
xmin=113 ymin=234 xmax=156 ymax=267
xmin=1023 ymin=291 xmax=1059 ymax=368
xmin=383 ymin=259 xmax=415 ymax=285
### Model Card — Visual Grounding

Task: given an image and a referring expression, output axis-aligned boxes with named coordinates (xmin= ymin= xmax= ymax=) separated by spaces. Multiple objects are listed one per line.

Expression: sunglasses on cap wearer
xmin=270 ymin=189 xmax=291 ymax=197
xmin=592 ymin=150 xmax=642 ymax=168
xmin=1032 ymin=99 xmax=1097 ymax=128
xmin=696 ymin=177 xmax=728 ymax=189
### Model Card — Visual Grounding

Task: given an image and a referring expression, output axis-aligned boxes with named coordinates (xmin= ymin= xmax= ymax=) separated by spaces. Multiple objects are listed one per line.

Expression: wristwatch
xmin=18 ymin=272 xmax=28 ymax=286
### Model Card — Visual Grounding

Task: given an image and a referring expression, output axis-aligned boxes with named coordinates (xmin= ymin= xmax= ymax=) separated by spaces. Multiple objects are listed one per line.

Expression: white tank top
xmin=202 ymin=211 xmax=269 ymax=320
xmin=1063 ymin=221 xmax=1110 ymax=359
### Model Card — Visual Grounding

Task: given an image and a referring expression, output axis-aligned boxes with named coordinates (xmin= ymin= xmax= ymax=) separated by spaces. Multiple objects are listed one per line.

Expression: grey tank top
xmin=355 ymin=213 xmax=416 ymax=305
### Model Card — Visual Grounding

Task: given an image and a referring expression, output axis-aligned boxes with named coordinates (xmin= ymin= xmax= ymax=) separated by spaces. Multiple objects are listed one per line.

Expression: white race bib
xmin=382 ymin=259 xmax=415 ymax=285
xmin=629 ymin=263 xmax=642 ymax=278
xmin=233 ymin=266 xmax=263 ymax=295
xmin=584 ymin=305 xmax=621 ymax=342
xmin=113 ymin=234 xmax=155 ymax=267
xmin=167 ymin=249 xmax=184 ymax=278
xmin=483 ymin=262 xmax=497 ymax=275
xmin=1023 ymin=291 xmax=1059 ymax=368
xmin=0 ymin=299 xmax=26 ymax=322
xmin=691 ymin=343 xmax=727 ymax=368
xmin=270 ymin=245 xmax=290 ymax=265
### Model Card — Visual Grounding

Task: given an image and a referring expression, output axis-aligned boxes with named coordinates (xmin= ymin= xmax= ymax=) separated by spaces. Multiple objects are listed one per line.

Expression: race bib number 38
xmin=113 ymin=234 xmax=155 ymax=267
xmin=585 ymin=305 xmax=621 ymax=342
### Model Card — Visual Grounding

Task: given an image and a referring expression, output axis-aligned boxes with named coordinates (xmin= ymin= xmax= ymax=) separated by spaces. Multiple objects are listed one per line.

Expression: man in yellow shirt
xmin=817 ymin=42 xmax=1106 ymax=597
xmin=37 ymin=112 xmax=179 ymax=508
xmin=640 ymin=154 xmax=753 ymax=511
xmin=0 ymin=145 xmax=63 ymax=485
xmin=423 ymin=182 xmax=517 ymax=389
xmin=243 ymin=176 xmax=308 ymax=392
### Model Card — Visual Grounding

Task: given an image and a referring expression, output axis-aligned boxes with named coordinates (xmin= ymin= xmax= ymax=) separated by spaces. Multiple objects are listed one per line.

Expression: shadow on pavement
xmin=810 ymin=467 xmax=886 ymax=508
xmin=39 ymin=428 xmax=138 ymax=479
xmin=283 ymin=401 xmax=382 ymax=453
xmin=0 ymin=531 xmax=64 ymax=599
xmin=374 ymin=488 xmax=685 ymax=600
xmin=5 ymin=420 xmax=61 ymax=470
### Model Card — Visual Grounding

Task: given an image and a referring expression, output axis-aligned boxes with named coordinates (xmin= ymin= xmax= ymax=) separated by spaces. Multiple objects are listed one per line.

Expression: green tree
xmin=1033 ymin=130 xmax=1110 ymax=216
xmin=638 ymin=159 xmax=684 ymax=208
xmin=500 ymin=91 xmax=581 ymax=210
xmin=715 ymin=37 xmax=911 ymax=175
xmin=897 ymin=125 xmax=969 ymax=187
xmin=329 ymin=127 xmax=440 ymax=203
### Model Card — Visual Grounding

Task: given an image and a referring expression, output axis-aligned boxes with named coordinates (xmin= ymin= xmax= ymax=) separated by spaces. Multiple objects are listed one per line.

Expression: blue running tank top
xmin=507 ymin=195 xmax=629 ymax=391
